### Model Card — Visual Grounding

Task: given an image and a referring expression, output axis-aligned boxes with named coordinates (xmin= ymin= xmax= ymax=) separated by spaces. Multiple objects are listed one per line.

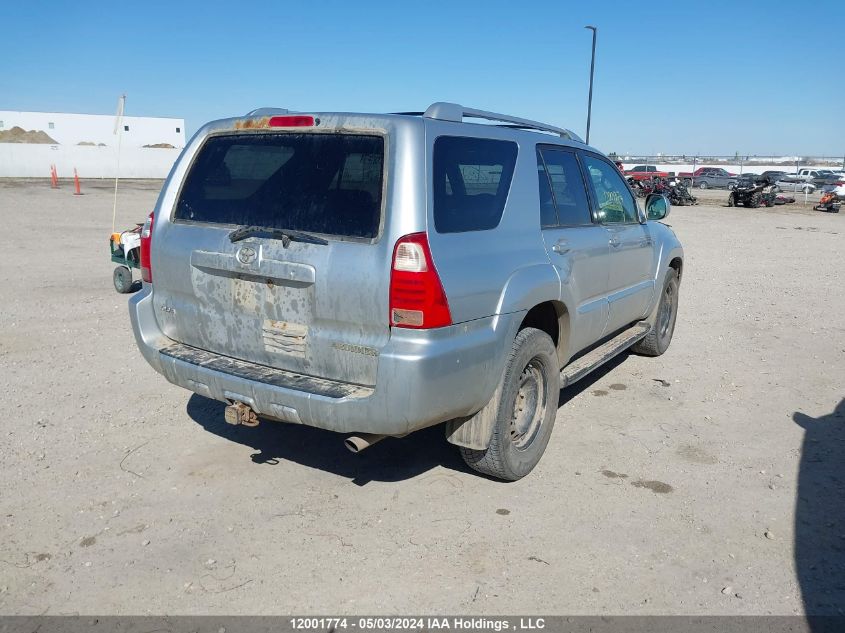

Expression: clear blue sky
xmin=3 ymin=0 xmax=843 ymax=156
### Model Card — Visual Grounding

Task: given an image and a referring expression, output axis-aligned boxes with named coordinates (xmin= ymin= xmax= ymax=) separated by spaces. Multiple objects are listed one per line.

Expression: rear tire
xmin=632 ymin=269 xmax=679 ymax=357
xmin=459 ymin=327 xmax=559 ymax=481
xmin=113 ymin=266 xmax=134 ymax=294
xmin=699 ymin=181 xmax=708 ymax=189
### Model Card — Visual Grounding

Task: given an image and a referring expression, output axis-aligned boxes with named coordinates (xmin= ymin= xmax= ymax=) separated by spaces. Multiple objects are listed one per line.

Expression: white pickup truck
xmin=796 ymin=168 xmax=838 ymax=186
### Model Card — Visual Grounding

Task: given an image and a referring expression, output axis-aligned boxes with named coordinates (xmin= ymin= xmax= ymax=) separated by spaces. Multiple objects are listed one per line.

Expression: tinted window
xmin=536 ymin=151 xmax=557 ymax=227
xmin=538 ymin=148 xmax=591 ymax=226
xmin=581 ymin=154 xmax=638 ymax=224
xmin=175 ymin=133 xmax=384 ymax=239
xmin=433 ymin=136 xmax=517 ymax=233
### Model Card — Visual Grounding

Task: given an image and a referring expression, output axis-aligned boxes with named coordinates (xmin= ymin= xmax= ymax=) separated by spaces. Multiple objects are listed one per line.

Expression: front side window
xmin=537 ymin=148 xmax=591 ymax=226
xmin=581 ymin=154 xmax=638 ymax=224
xmin=175 ymin=133 xmax=384 ymax=238
xmin=433 ymin=136 xmax=517 ymax=233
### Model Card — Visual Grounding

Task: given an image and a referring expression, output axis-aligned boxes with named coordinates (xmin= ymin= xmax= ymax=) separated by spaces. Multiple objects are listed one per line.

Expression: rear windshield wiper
xmin=229 ymin=226 xmax=328 ymax=246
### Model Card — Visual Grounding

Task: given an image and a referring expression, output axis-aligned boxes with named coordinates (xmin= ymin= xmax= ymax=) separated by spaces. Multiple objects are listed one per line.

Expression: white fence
xmin=0 ymin=143 xmax=181 ymax=179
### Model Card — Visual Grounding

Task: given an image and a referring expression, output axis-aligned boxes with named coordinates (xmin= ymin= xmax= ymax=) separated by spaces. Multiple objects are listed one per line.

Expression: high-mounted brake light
xmin=140 ymin=211 xmax=154 ymax=283
xmin=268 ymin=115 xmax=315 ymax=127
xmin=389 ymin=233 xmax=451 ymax=329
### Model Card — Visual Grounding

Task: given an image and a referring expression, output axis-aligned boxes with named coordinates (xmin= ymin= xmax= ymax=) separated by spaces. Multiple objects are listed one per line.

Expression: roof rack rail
xmin=245 ymin=107 xmax=290 ymax=116
xmin=422 ymin=102 xmax=583 ymax=142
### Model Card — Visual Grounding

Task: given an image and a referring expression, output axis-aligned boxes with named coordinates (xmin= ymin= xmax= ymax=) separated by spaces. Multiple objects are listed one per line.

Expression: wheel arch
xmin=669 ymin=256 xmax=683 ymax=284
xmin=518 ymin=300 xmax=571 ymax=367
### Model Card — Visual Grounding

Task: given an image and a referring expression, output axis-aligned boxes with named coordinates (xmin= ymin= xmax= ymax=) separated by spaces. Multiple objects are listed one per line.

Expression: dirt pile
xmin=142 ymin=143 xmax=175 ymax=149
xmin=0 ymin=126 xmax=59 ymax=144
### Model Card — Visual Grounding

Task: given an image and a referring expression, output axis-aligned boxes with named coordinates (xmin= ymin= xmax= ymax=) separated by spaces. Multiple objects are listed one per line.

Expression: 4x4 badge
xmin=236 ymin=245 xmax=257 ymax=265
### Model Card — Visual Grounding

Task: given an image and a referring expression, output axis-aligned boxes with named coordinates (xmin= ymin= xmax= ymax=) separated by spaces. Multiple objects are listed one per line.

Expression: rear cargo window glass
xmin=175 ymin=133 xmax=384 ymax=239
xmin=433 ymin=136 xmax=517 ymax=233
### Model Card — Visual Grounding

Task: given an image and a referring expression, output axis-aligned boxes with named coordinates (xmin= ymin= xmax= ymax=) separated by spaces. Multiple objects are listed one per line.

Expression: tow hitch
xmin=224 ymin=401 xmax=259 ymax=427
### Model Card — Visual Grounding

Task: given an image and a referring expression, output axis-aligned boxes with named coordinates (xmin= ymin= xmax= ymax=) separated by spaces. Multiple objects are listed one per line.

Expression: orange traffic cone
xmin=73 ymin=168 xmax=83 ymax=196
xmin=50 ymin=164 xmax=58 ymax=188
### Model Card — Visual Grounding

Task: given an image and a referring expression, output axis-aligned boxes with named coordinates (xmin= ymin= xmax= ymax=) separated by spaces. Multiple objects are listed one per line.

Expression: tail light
xmin=389 ymin=233 xmax=451 ymax=329
xmin=140 ymin=211 xmax=154 ymax=283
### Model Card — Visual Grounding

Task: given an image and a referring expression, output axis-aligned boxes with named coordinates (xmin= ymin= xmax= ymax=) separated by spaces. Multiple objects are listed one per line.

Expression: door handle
xmin=552 ymin=240 xmax=570 ymax=254
xmin=609 ymin=236 xmax=621 ymax=248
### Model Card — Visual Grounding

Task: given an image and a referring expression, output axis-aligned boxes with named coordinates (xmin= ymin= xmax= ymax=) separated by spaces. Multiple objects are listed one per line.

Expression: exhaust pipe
xmin=344 ymin=433 xmax=387 ymax=453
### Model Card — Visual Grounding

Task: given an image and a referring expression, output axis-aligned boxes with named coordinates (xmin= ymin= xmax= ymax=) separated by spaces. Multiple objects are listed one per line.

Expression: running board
xmin=560 ymin=322 xmax=650 ymax=387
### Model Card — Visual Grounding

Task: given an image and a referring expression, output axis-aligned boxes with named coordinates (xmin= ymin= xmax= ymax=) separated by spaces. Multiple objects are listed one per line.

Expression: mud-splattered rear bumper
xmin=129 ymin=288 xmax=520 ymax=435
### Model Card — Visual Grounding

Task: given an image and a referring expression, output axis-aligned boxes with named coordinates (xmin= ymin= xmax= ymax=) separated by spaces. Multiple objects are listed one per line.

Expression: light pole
xmin=584 ymin=25 xmax=597 ymax=145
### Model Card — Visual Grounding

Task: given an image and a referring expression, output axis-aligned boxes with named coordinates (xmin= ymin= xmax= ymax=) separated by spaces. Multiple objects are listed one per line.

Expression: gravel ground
xmin=0 ymin=179 xmax=842 ymax=616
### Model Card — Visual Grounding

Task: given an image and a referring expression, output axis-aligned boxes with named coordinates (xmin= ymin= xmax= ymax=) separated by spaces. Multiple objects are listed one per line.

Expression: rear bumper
xmin=129 ymin=288 xmax=520 ymax=436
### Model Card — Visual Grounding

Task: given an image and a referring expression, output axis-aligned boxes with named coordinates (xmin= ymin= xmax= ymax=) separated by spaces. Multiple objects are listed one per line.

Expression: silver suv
xmin=129 ymin=102 xmax=684 ymax=481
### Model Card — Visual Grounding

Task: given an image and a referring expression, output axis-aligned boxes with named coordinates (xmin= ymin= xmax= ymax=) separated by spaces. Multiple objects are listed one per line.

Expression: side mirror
xmin=645 ymin=193 xmax=670 ymax=221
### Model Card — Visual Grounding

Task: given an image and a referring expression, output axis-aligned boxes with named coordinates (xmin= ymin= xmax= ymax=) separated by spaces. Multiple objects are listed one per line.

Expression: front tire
xmin=632 ymin=269 xmax=679 ymax=357
xmin=728 ymin=192 xmax=736 ymax=207
xmin=459 ymin=327 xmax=560 ymax=481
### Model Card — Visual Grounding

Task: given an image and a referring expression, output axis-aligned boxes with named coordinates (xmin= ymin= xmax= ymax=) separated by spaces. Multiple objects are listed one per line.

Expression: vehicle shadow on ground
xmin=186 ymin=352 xmax=632 ymax=486
xmin=793 ymin=399 xmax=845 ymax=619
xmin=186 ymin=394 xmax=467 ymax=485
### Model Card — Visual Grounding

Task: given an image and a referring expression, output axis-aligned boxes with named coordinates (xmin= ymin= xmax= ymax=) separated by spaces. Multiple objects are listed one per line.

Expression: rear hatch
xmin=152 ymin=126 xmax=389 ymax=387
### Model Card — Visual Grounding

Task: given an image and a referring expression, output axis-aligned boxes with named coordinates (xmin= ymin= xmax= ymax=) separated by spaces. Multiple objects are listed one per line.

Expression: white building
xmin=0 ymin=110 xmax=187 ymax=178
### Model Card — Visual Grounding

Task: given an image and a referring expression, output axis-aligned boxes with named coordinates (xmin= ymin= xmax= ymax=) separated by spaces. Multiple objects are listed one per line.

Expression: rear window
xmin=433 ymin=136 xmax=518 ymax=233
xmin=175 ymin=133 xmax=384 ymax=239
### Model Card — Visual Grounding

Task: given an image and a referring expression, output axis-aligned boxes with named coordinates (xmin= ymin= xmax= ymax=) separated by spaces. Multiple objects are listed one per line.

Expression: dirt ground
xmin=0 ymin=179 xmax=842 ymax=616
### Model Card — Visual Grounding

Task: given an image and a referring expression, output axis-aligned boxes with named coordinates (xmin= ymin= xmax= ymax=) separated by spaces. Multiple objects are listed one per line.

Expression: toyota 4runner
xmin=129 ymin=102 xmax=684 ymax=480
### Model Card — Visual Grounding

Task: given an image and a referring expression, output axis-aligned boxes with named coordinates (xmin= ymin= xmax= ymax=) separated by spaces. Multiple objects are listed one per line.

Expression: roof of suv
xmin=240 ymin=101 xmax=585 ymax=146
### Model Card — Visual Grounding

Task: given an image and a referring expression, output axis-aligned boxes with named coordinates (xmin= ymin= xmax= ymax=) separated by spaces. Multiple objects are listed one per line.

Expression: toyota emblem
xmin=237 ymin=245 xmax=257 ymax=265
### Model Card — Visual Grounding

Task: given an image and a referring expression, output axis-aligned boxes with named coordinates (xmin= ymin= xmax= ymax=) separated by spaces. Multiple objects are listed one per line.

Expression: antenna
xmin=111 ymin=94 xmax=125 ymax=234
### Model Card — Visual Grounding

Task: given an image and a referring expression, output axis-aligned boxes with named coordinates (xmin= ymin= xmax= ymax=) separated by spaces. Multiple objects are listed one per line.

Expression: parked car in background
xmin=775 ymin=177 xmax=816 ymax=193
xmin=127 ymin=101 xmax=684 ymax=481
xmin=760 ymin=170 xmax=787 ymax=184
xmin=822 ymin=178 xmax=845 ymax=197
xmin=679 ymin=167 xmax=738 ymax=189
xmin=796 ymin=168 xmax=840 ymax=187
xmin=623 ymin=165 xmax=670 ymax=181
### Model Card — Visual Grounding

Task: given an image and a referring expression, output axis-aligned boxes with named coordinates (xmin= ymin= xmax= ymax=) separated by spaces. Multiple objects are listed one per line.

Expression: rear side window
xmin=175 ymin=133 xmax=384 ymax=239
xmin=537 ymin=148 xmax=592 ymax=226
xmin=433 ymin=136 xmax=518 ymax=233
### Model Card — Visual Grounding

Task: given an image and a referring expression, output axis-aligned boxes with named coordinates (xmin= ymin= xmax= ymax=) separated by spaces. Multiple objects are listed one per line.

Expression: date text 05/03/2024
xmin=289 ymin=617 xmax=547 ymax=630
